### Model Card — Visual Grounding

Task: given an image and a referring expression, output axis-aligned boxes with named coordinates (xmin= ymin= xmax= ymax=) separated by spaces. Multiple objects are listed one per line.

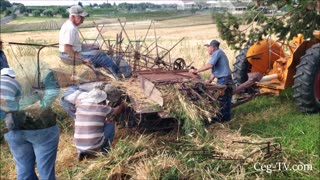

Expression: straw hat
xmin=81 ymin=88 xmax=107 ymax=104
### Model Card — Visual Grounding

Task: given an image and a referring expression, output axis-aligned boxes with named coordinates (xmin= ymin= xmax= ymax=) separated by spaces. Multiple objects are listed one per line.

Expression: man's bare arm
xmin=189 ymin=64 xmax=213 ymax=74
xmin=64 ymin=44 xmax=82 ymax=60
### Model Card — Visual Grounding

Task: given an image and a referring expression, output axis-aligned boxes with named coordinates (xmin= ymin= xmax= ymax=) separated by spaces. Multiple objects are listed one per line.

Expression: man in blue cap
xmin=189 ymin=40 xmax=233 ymax=122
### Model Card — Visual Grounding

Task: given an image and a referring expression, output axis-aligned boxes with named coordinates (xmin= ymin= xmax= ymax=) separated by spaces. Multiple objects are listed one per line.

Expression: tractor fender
xmin=246 ymin=39 xmax=285 ymax=74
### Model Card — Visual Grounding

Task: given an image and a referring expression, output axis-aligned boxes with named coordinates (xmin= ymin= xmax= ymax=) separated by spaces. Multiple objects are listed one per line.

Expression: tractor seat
xmin=58 ymin=53 xmax=119 ymax=81
xmin=58 ymin=54 xmax=83 ymax=66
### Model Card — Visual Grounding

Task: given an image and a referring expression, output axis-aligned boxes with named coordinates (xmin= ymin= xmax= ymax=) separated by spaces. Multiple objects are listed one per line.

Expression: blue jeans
xmin=80 ymin=50 xmax=119 ymax=77
xmin=77 ymin=122 xmax=115 ymax=154
xmin=216 ymin=75 xmax=233 ymax=121
xmin=0 ymin=50 xmax=9 ymax=70
xmin=101 ymin=122 xmax=115 ymax=152
xmin=4 ymin=125 xmax=59 ymax=180
xmin=60 ymin=51 xmax=120 ymax=77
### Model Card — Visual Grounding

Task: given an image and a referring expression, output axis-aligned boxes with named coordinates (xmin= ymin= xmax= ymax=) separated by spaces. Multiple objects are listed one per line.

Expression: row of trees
xmin=88 ymin=2 xmax=177 ymax=11
xmin=0 ymin=0 xmax=11 ymax=12
xmin=1 ymin=0 xmax=180 ymax=18
xmin=216 ymin=0 xmax=320 ymax=50
xmin=0 ymin=0 xmax=69 ymax=18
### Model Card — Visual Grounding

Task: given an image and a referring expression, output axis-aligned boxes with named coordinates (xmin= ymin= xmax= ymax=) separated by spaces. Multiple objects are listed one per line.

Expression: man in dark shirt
xmin=0 ymin=39 xmax=10 ymax=70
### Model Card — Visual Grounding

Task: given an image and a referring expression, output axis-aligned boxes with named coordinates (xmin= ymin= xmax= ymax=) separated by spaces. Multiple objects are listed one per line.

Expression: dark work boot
xmin=76 ymin=153 xmax=85 ymax=162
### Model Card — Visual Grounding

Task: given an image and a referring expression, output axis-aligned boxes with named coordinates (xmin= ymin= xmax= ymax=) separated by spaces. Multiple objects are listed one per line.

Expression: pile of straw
xmin=68 ymin=127 xmax=280 ymax=179
xmin=110 ymin=78 xmax=221 ymax=135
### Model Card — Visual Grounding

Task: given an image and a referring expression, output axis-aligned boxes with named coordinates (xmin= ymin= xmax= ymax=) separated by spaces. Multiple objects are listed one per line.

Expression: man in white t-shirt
xmin=59 ymin=5 xmax=120 ymax=77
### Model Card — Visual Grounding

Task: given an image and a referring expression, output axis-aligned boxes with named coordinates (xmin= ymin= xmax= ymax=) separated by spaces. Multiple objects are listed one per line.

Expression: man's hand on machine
xmin=189 ymin=66 xmax=198 ymax=74
xmin=83 ymin=58 xmax=93 ymax=65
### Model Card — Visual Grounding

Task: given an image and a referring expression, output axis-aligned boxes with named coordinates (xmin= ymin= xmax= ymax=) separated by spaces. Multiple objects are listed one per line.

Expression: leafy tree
xmin=191 ymin=6 xmax=197 ymax=14
xmin=32 ymin=10 xmax=41 ymax=17
xmin=99 ymin=2 xmax=112 ymax=8
xmin=0 ymin=0 xmax=12 ymax=12
xmin=10 ymin=3 xmax=26 ymax=14
xmin=216 ymin=0 xmax=320 ymax=50
xmin=4 ymin=9 xmax=11 ymax=16
xmin=16 ymin=4 xmax=26 ymax=13
xmin=43 ymin=8 xmax=54 ymax=17
xmin=118 ymin=3 xmax=133 ymax=11
xmin=61 ymin=12 xmax=69 ymax=18
xmin=117 ymin=2 xmax=160 ymax=12
xmin=11 ymin=13 xmax=17 ymax=19
xmin=194 ymin=0 xmax=207 ymax=10
xmin=53 ymin=7 xmax=66 ymax=15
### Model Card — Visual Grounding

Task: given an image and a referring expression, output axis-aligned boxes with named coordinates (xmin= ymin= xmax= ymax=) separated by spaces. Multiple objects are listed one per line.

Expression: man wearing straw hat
xmin=60 ymin=82 xmax=123 ymax=120
xmin=73 ymin=88 xmax=125 ymax=161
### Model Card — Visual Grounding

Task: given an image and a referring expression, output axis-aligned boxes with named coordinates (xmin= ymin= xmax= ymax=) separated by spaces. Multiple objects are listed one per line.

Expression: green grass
xmin=231 ymin=89 xmax=320 ymax=178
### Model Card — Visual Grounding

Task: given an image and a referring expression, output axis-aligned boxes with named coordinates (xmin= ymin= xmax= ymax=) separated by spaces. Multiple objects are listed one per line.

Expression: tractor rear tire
xmin=293 ymin=43 xmax=320 ymax=113
xmin=233 ymin=46 xmax=251 ymax=86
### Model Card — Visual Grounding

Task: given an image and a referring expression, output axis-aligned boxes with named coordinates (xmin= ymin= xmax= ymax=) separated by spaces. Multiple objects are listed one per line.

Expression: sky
xmin=9 ymin=0 xmax=182 ymax=6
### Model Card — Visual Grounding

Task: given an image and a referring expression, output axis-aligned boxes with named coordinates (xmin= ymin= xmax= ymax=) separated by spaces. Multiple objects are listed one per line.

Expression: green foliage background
xmin=216 ymin=0 xmax=320 ymax=50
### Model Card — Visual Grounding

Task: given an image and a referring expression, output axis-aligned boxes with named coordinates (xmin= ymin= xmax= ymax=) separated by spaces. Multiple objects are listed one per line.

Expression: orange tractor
xmin=233 ymin=30 xmax=320 ymax=113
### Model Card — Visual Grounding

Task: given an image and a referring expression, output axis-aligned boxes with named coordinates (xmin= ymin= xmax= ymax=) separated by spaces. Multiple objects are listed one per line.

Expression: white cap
xmin=77 ymin=92 xmax=88 ymax=101
xmin=68 ymin=5 xmax=88 ymax=17
xmin=64 ymin=90 xmax=88 ymax=104
xmin=81 ymin=88 xmax=107 ymax=104
xmin=1 ymin=68 xmax=16 ymax=78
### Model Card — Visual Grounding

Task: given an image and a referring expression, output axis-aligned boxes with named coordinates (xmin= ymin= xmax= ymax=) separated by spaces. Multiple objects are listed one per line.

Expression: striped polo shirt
xmin=0 ymin=76 xmax=22 ymax=112
xmin=74 ymin=102 xmax=113 ymax=152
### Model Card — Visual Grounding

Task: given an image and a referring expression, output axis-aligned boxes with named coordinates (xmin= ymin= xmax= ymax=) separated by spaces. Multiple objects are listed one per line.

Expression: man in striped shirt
xmin=3 ymin=67 xmax=61 ymax=180
xmin=74 ymin=88 xmax=124 ymax=161
xmin=0 ymin=68 xmax=21 ymax=129
xmin=60 ymin=81 xmax=105 ymax=119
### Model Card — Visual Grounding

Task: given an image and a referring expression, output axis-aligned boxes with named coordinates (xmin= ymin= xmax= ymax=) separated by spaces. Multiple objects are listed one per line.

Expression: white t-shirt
xmin=59 ymin=20 xmax=82 ymax=52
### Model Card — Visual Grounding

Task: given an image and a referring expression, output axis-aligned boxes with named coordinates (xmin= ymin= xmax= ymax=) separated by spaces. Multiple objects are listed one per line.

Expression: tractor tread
xmin=293 ymin=43 xmax=320 ymax=113
xmin=233 ymin=46 xmax=250 ymax=85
